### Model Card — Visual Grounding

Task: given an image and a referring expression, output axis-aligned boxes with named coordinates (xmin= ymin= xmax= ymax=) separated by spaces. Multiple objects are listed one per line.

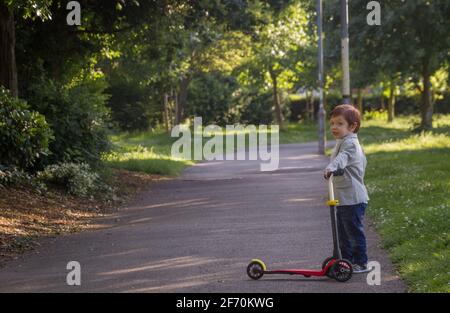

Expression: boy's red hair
xmin=330 ymin=104 xmax=362 ymax=133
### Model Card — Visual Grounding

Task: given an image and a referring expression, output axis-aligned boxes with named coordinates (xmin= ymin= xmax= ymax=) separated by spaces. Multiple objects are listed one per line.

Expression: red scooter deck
xmin=263 ymin=259 xmax=336 ymax=277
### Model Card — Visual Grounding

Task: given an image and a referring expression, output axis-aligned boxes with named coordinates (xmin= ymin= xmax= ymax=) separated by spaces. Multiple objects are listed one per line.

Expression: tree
xmin=325 ymin=0 xmax=450 ymax=128
xmin=164 ymin=1 xmax=261 ymax=125
xmin=0 ymin=3 xmax=17 ymax=96
xmin=247 ymin=0 xmax=312 ymax=129
xmin=401 ymin=1 xmax=450 ymax=129
xmin=99 ymin=1 xmax=263 ymax=127
xmin=0 ymin=0 xmax=51 ymax=97
xmin=369 ymin=1 xmax=450 ymax=128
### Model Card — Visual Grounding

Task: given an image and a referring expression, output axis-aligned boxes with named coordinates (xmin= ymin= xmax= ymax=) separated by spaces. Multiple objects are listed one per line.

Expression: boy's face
xmin=330 ymin=115 xmax=356 ymax=139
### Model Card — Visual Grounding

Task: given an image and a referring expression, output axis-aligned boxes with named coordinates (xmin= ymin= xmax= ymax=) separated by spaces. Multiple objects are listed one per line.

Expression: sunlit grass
xmin=359 ymin=114 xmax=450 ymax=293
xmin=104 ymin=129 xmax=192 ymax=176
xmin=104 ymin=145 xmax=193 ymax=176
xmin=364 ymin=132 xmax=450 ymax=153
xmin=279 ymin=120 xmax=320 ymax=144
xmin=366 ymin=143 xmax=450 ymax=292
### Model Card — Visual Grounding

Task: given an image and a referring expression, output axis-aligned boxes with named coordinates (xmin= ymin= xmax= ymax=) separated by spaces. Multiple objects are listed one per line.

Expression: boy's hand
xmin=323 ymin=169 xmax=332 ymax=179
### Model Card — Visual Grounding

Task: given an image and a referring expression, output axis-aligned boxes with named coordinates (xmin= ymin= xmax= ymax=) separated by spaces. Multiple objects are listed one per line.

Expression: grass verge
xmin=359 ymin=115 xmax=450 ymax=293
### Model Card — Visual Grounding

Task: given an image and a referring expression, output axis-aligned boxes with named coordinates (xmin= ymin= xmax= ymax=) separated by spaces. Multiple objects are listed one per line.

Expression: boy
xmin=324 ymin=104 xmax=370 ymax=273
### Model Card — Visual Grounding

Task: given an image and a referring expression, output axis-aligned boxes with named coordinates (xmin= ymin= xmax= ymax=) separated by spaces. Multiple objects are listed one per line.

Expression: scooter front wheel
xmin=330 ymin=259 xmax=353 ymax=282
xmin=247 ymin=259 xmax=266 ymax=280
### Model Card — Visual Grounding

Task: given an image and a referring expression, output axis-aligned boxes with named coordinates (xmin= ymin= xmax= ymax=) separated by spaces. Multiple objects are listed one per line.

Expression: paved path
xmin=0 ymin=142 xmax=405 ymax=292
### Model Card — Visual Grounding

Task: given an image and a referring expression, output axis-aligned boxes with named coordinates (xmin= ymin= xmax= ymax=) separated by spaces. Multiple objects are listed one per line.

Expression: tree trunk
xmin=0 ymin=3 xmax=18 ymax=97
xmin=357 ymin=88 xmax=363 ymax=116
xmin=269 ymin=69 xmax=283 ymax=130
xmin=380 ymin=91 xmax=385 ymax=110
xmin=176 ymin=76 xmax=191 ymax=126
xmin=420 ymin=61 xmax=433 ymax=130
xmin=309 ymin=90 xmax=314 ymax=120
xmin=163 ymin=93 xmax=170 ymax=133
xmin=305 ymin=90 xmax=310 ymax=120
xmin=168 ymin=89 xmax=175 ymax=127
xmin=388 ymin=81 xmax=395 ymax=123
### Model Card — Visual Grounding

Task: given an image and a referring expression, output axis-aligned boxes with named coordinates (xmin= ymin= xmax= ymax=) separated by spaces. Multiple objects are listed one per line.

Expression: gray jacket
xmin=326 ymin=133 xmax=369 ymax=206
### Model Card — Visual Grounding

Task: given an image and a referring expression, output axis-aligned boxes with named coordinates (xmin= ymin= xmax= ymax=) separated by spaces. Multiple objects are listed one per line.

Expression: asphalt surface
xmin=0 ymin=142 xmax=405 ymax=292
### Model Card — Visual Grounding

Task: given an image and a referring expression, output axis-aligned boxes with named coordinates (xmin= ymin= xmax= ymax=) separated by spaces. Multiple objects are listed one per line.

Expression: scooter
xmin=246 ymin=169 xmax=353 ymax=282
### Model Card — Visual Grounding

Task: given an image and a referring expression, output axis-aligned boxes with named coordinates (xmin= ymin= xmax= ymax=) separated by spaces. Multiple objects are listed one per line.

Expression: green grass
xmin=358 ymin=115 xmax=450 ymax=293
xmin=103 ymin=130 xmax=192 ymax=176
xmin=365 ymin=143 xmax=449 ymax=293
xmin=279 ymin=120 xmax=321 ymax=144
xmin=105 ymin=114 xmax=450 ymax=292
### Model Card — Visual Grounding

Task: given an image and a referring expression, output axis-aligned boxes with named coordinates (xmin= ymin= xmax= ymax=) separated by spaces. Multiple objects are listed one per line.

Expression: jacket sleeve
xmin=326 ymin=140 xmax=356 ymax=172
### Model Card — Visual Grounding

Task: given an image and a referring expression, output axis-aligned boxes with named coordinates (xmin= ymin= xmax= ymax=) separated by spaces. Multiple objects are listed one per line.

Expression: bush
xmin=0 ymin=86 xmax=53 ymax=170
xmin=25 ymin=75 xmax=111 ymax=167
xmin=237 ymin=91 xmax=273 ymax=125
xmin=0 ymin=164 xmax=47 ymax=190
xmin=106 ymin=81 xmax=151 ymax=132
xmin=187 ymin=72 xmax=239 ymax=125
xmin=0 ymin=165 xmax=31 ymax=187
xmin=38 ymin=162 xmax=99 ymax=196
xmin=363 ymin=109 xmax=388 ymax=121
xmin=236 ymin=89 xmax=290 ymax=125
xmin=38 ymin=162 xmax=116 ymax=198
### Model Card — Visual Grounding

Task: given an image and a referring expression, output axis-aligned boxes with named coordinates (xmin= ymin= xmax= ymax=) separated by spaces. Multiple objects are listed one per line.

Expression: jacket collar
xmin=342 ymin=133 xmax=357 ymax=141
xmin=332 ymin=133 xmax=357 ymax=157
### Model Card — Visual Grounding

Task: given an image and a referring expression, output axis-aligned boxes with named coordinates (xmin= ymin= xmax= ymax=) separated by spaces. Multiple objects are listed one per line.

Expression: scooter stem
xmin=328 ymin=174 xmax=335 ymax=201
xmin=328 ymin=174 xmax=342 ymax=260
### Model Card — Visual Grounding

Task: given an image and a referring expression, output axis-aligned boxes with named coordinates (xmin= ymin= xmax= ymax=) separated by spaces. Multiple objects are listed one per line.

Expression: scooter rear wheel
xmin=330 ymin=259 xmax=353 ymax=282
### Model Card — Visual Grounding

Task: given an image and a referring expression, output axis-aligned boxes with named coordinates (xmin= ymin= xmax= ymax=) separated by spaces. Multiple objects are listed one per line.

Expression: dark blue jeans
xmin=336 ymin=203 xmax=368 ymax=266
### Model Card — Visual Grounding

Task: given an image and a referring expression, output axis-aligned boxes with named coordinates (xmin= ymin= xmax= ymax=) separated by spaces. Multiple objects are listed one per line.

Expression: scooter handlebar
xmin=332 ymin=168 xmax=344 ymax=176
xmin=324 ymin=168 xmax=344 ymax=180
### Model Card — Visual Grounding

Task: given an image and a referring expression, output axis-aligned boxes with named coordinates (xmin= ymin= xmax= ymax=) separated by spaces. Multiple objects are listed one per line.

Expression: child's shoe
xmin=352 ymin=264 xmax=371 ymax=274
